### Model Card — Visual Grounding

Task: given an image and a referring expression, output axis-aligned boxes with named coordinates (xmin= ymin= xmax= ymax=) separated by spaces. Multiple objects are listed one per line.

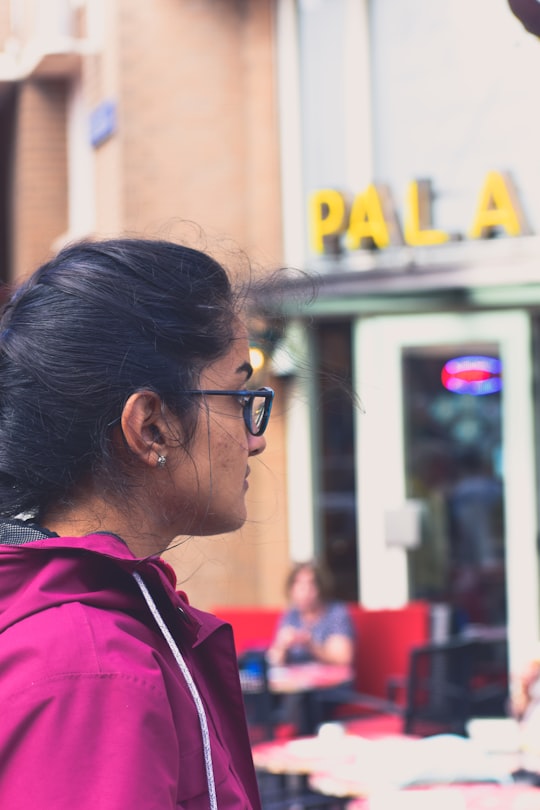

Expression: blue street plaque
xmin=89 ymin=100 xmax=117 ymax=148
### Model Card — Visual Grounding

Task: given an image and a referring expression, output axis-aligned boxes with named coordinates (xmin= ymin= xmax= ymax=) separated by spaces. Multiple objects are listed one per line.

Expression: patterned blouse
xmin=276 ymin=602 xmax=355 ymax=664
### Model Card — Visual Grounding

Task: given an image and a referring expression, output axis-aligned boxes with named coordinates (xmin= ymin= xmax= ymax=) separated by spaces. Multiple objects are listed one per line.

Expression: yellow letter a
xmin=346 ymin=184 xmax=402 ymax=250
xmin=469 ymin=171 xmax=530 ymax=239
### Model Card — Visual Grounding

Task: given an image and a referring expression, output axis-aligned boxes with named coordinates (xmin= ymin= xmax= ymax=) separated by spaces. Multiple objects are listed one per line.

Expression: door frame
xmin=353 ymin=310 xmax=538 ymax=676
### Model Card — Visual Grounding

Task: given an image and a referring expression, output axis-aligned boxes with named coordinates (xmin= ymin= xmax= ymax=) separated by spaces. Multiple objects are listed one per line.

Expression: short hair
xmin=0 ymin=238 xmax=244 ymax=518
xmin=285 ymin=560 xmax=334 ymax=603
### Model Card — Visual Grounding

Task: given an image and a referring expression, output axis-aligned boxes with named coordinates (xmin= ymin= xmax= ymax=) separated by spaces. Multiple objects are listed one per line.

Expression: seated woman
xmin=266 ymin=561 xmax=356 ymax=734
xmin=267 ymin=560 xmax=355 ymax=667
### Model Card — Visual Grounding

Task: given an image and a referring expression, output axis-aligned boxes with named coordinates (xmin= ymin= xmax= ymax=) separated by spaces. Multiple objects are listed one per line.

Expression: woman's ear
xmin=120 ymin=391 xmax=169 ymax=467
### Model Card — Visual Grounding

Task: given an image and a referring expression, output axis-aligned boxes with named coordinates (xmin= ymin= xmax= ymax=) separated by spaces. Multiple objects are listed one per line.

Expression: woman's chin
xmin=189 ymin=509 xmax=247 ymax=537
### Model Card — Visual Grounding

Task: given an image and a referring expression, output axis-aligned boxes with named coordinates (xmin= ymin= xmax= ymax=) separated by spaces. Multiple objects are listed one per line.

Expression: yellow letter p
xmin=309 ymin=189 xmax=347 ymax=254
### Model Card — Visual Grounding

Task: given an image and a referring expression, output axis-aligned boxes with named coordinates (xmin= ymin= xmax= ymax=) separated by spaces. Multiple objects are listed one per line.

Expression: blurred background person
xmin=267 ymin=560 xmax=355 ymax=667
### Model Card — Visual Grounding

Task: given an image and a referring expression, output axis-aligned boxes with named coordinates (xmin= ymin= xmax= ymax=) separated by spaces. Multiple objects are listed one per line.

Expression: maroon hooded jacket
xmin=0 ymin=521 xmax=261 ymax=809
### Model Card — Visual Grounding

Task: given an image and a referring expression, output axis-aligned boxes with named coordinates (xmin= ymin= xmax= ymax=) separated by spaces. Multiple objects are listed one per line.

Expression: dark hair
xmin=285 ymin=560 xmax=333 ymax=603
xmin=0 ymin=238 xmax=242 ymax=518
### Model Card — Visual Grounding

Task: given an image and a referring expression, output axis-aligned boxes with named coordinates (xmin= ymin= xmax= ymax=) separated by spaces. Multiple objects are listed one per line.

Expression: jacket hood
xmin=0 ymin=520 xmax=221 ymax=645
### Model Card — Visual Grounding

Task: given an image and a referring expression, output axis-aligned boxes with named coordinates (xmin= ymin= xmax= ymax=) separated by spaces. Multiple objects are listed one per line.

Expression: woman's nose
xmin=248 ymin=434 xmax=266 ymax=456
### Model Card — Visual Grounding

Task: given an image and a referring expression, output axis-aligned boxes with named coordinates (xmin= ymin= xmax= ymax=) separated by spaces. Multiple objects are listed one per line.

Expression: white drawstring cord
xmin=132 ymin=571 xmax=218 ymax=810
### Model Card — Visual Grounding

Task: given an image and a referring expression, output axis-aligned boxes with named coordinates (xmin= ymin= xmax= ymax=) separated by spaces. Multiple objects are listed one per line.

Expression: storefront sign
xmin=309 ymin=171 xmax=531 ymax=254
xmin=441 ymin=355 xmax=502 ymax=396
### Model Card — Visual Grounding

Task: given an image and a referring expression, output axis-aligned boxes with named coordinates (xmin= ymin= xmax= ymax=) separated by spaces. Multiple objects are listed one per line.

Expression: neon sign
xmin=441 ymin=355 xmax=502 ymax=396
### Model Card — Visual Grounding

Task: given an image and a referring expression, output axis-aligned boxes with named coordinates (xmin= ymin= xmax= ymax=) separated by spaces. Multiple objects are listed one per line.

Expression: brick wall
xmin=11 ymin=79 xmax=68 ymax=280
xmin=115 ymin=0 xmax=282 ymax=265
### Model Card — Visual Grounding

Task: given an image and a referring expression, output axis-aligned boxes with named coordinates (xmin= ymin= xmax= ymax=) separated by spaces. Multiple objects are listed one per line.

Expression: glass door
xmin=403 ymin=344 xmax=505 ymax=632
xmin=354 ymin=311 xmax=539 ymax=677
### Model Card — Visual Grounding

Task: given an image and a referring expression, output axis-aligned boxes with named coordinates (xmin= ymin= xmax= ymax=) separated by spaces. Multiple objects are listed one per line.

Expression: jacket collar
xmin=0 ymin=519 xmax=228 ymax=648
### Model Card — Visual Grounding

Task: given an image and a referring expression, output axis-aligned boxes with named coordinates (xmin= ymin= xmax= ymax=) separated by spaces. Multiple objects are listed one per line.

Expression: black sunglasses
xmin=184 ymin=387 xmax=274 ymax=436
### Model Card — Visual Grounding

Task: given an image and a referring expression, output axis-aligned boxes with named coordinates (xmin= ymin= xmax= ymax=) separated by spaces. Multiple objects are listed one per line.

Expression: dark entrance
xmin=313 ymin=321 xmax=358 ymax=601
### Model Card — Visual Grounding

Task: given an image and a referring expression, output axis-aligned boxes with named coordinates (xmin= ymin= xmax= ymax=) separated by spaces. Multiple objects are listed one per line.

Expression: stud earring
xmin=157 ymin=454 xmax=167 ymax=468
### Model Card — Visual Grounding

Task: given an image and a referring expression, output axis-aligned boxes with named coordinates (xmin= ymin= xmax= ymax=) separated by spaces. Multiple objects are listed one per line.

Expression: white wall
xmin=370 ymin=0 xmax=540 ymax=237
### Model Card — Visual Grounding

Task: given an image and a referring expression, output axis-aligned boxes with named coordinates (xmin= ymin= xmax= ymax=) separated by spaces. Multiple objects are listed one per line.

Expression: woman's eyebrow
xmin=236 ymin=361 xmax=253 ymax=381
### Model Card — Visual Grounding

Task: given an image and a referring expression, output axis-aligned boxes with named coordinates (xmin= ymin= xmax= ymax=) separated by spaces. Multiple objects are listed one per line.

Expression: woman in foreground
xmin=0 ymin=238 xmax=274 ymax=809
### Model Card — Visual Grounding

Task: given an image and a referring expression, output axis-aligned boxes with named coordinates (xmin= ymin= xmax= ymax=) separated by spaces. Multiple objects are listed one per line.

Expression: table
xmin=239 ymin=660 xmax=353 ymax=695
xmin=271 ymin=663 xmax=354 ymax=736
xmin=252 ymin=727 xmax=410 ymax=779
xmin=252 ymin=725 xmax=540 ymax=809
xmin=341 ymin=784 xmax=540 ymax=809
xmin=240 ymin=661 xmax=354 ymax=738
xmin=252 ymin=725 xmax=356 ymax=808
xmin=268 ymin=663 xmax=354 ymax=694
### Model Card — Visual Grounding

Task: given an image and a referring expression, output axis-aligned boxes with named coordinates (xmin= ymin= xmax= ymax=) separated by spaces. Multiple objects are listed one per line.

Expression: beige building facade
xmin=0 ymin=0 xmax=292 ymax=610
